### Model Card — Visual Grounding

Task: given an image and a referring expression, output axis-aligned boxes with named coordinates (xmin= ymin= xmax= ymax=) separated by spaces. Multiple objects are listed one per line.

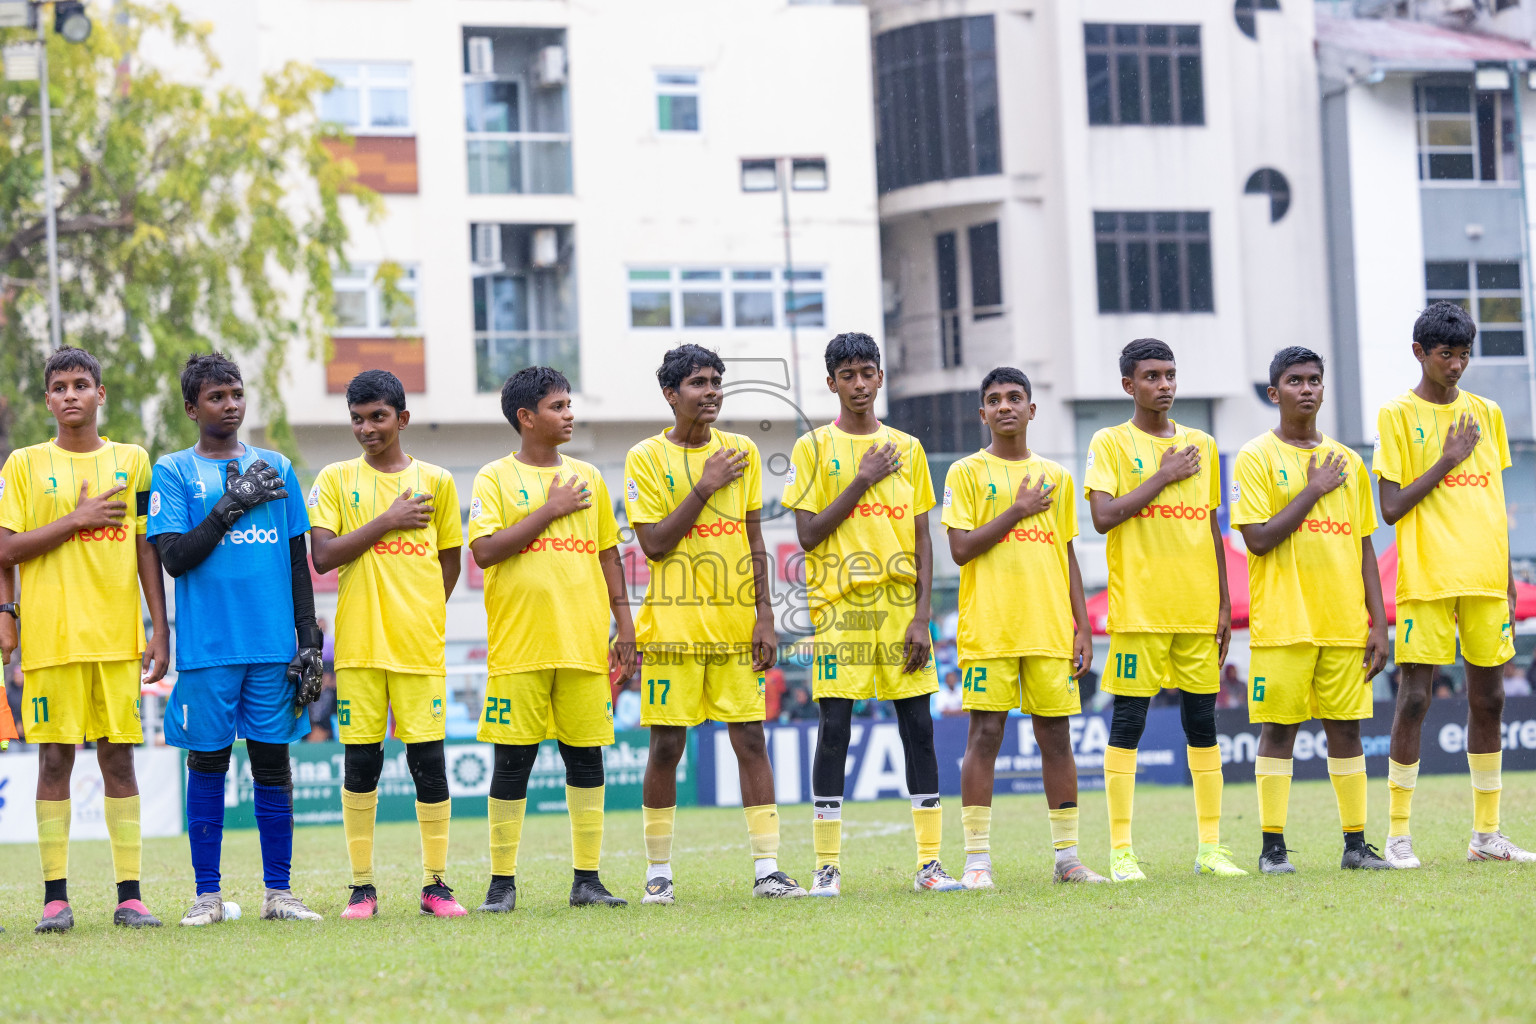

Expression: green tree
xmin=0 ymin=1 xmax=379 ymax=460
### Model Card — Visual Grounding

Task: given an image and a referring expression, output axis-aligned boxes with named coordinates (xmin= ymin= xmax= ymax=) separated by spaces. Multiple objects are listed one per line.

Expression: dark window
xmin=936 ymin=232 xmax=962 ymax=366
xmin=968 ymin=222 xmax=1003 ymax=317
xmin=1416 ymin=78 xmax=1517 ymax=182
xmin=875 ymin=15 xmax=1001 ymax=193
xmin=1425 ymin=259 xmax=1525 ymax=357
xmin=1084 ymin=24 xmax=1204 ymax=126
xmin=1095 ymin=211 xmax=1214 ymax=314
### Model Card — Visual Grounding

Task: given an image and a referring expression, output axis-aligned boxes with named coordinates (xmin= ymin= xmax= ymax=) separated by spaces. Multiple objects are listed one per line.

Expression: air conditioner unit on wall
xmin=531 ymin=227 xmax=560 ymax=268
xmin=472 ymin=223 xmax=502 ymax=267
xmin=535 ymin=46 xmax=566 ymax=87
xmin=467 ymin=36 xmax=494 ymax=78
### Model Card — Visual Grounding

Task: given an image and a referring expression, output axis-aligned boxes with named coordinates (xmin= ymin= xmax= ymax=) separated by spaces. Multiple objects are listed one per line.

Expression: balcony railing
xmin=467 ymin=135 xmax=573 ymax=194
xmin=475 ymin=332 xmax=581 ymax=392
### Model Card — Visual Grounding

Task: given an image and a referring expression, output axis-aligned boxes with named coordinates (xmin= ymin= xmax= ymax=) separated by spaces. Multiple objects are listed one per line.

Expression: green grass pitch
xmin=3 ymin=773 xmax=1535 ymax=1022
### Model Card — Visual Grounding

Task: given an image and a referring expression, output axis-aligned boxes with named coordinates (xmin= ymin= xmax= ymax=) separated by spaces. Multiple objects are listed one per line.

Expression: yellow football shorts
xmin=809 ymin=585 xmax=938 ymax=702
xmin=336 ymin=668 xmax=447 ymax=745
xmin=1103 ymin=632 xmax=1220 ymax=697
xmin=1247 ymin=645 xmax=1371 ymax=724
xmin=639 ymin=647 xmax=765 ymax=727
xmin=22 ymin=659 xmax=142 ymax=745
xmin=1396 ymin=596 xmax=1514 ymax=668
xmin=960 ymin=656 xmax=1080 ymax=717
xmin=477 ymin=667 xmax=614 ymax=747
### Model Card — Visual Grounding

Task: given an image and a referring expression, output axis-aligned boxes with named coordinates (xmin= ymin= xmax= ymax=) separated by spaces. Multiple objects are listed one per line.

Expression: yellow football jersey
xmin=1084 ymin=420 xmax=1221 ymax=633
xmin=0 ymin=439 xmax=150 ymax=670
xmin=624 ymin=429 xmax=761 ymax=650
xmin=308 ymin=456 xmax=462 ymax=674
xmin=1231 ymin=432 xmax=1377 ymax=647
xmin=467 ymin=452 xmax=620 ymax=675
xmin=1374 ymin=390 xmax=1512 ymax=602
xmin=942 ymin=450 xmax=1077 ymax=660
xmin=783 ymin=423 xmax=935 ymax=615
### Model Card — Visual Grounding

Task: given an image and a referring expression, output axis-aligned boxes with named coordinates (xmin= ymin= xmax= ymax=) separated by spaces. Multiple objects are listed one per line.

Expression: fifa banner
xmin=1217 ymin=696 xmax=1536 ymax=781
xmin=215 ymin=730 xmax=691 ymax=829
xmin=0 ymin=746 xmax=184 ymax=844
xmin=693 ymin=708 xmax=1191 ymax=806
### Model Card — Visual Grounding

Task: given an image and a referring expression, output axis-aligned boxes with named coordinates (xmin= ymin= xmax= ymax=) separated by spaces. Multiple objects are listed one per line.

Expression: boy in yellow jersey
xmin=626 ymin=345 xmax=805 ymax=904
xmin=308 ymin=370 xmax=466 ymax=919
xmin=0 ymin=347 xmax=170 ymax=932
xmin=468 ymin=366 xmax=637 ymax=911
xmin=1085 ymin=338 xmax=1240 ymax=881
xmin=945 ymin=368 xmax=1106 ymax=889
xmin=785 ymin=332 xmax=960 ymax=897
xmin=1373 ymin=302 xmax=1536 ymax=866
xmin=1232 ymin=348 xmax=1392 ymax=873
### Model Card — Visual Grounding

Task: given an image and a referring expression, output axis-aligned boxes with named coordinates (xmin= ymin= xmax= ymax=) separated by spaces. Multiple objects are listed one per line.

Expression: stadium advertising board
xmin=0 ymin=746 xmax=184 ymax=844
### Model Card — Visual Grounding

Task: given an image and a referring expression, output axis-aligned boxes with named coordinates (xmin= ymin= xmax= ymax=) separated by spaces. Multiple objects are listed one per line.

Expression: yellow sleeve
xmin=783 ymin=434 xmax=821 ymax=512
xmin=309 ymin=464 xmax=344 ymax=535
xmin=909 ymin=438 xmax=936 ymax=515
xmin=940 ymin=462 xmax=975 ymax=531
xmin=1373 ymin=406 xmax=1406 ymax=483
xmin=1060 ymin=468 xmax=1079 ymax=542
xmin=1353 ymin=451 xmax=1379 ymax=537
xmin=435 ymin=472 xmax=463 ymax=549
xmin=1229 ymin=447 xmax=1275 ymax=527
xmin=131 ymin=447 xmax=152 ymax=535
xmin=743 ymin=438 xmax=763 ymax=513
xmin=594 ymin=472 xmax=620 ymax=550
xmin=1205 ymin=435 xmax=1221 ymax=511
xmin=466 ymin=468 xmax=505 ymax=544
xmin=1083 ymin=430 xmax=1118 ymax=498
xmin=1490 ymin=402 xmax=1513 ymax=471
xmin=0 ymin=450 xmax=28 ymax=533
xmin=623 ymin=445 xmax=669 ymax=526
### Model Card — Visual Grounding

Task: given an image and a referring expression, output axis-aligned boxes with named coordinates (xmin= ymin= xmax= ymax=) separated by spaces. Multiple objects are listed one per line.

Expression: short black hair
xmin=44 ymin=346 xmax=101 ymax=387
xmin=656 ymin=344 xmax=726 ymax=393
xmin=180 ymin=352 xmax=243 ymax=405
xmin=346 ymin=369 xmax=406 ymax=413
xmin=500 ymin=365 xmax=571 ymax=432
xmin=824 ymin=332 xmax=881 ymax=376
xmin=1268 ymin=346 xmax=1325 ymax=388
xmin=1119 ymin=338 xmax=1175 ymax=378
xmin=979 ymin=366 xmax=1031 ymax=402
xmin=1414 ymin=300 xmax=1477 ymax=352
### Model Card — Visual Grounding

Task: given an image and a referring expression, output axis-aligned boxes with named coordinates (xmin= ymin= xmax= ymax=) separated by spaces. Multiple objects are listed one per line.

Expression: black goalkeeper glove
xmin=288 ymin=647 xmax=323 ymax=711
xmin=212 ymin=459 xmax=287 ymax=528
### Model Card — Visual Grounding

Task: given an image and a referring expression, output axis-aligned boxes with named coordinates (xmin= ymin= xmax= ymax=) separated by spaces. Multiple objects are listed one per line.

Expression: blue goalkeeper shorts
xmin=164 ymin=662 xmax=304 ymax=751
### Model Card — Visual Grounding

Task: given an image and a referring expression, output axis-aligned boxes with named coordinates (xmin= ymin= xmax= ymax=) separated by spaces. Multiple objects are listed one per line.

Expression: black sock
xmin=491 ymin=873 xmax=515 ymax=886
xmin=1261 ymin=832 xmax=1286 ymax=853
xmin=44 ymin=879 xmax=68 ymax=904
xmin=1343 ymin=830 xmax=1366 ymax=850
xmin=574 ymin=868 xmax=599 ymax=882
xmin=117 ymin=880 xmax=141 ymax=904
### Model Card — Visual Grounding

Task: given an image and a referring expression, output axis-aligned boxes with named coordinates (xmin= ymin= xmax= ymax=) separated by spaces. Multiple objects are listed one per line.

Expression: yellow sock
xmin=1188 ymin=744 xmax=1223 ymax=845
xmin=1104 ymin=745 xmax=1138 ymax=850
xmin=487 ymin=796 xmax=526 ymax=877
xmin=1048 ymin=806 xmax=1079 ymax=850
xmin=643 ymin=805 xmax=676 ymax=866
xmin=1328 ymin=755 xmax=1368 ymax=834
xmin=813 ymin=819 xmax=842 ymax=869
xmin=36 ymin=799 xmax=70 ymax=884
xmin=1469 ymin=751 xmax=1502 ymax=834
xmin=102 ymin=795 xmax=141 ymax=885
xmin=961 ymin=805 xmax=991 ymax=854
xmin=567 ymin=785 xmax=605 ymax=872
xmin=744 ymin=804 xmax=780 ymax=861
xmin=416 ymin=799 xmax=451 ymax=885
xmin=912 ymin=805 xmax=943 ymax=867
xmin=1387 ymin=759 xmax=1418 ymax=838
xmin=1255 ymin=756 xmax=1293 ymax=833
xmin=341 ymin=789 xmax=378 ymax=886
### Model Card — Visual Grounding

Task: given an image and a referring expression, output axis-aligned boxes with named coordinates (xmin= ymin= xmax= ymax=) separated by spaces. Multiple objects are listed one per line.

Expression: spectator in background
xmin=784 ymin=681 xmax=816 ymax=720
xmin=932 ymin=669 xmax=965 ymax=718
xmin=1433 ymin=675 xmax=1456 ymax=700
xmin=305 ymin=669 xmax=338 ymax=742
xmin=1504 ymin=661 xmax=1532 ymax=698
xmin=764 ymin=666 xmax=786 ymax=723
xmin=614 ymin=676 xmax=642 ymax=731
xmin=1216 ymin=663 xmax=1245 ymax=710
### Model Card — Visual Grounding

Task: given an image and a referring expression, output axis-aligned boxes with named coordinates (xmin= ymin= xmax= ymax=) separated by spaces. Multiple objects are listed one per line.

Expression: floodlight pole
xmin=37 ymin=10 xmax=61 ymax=349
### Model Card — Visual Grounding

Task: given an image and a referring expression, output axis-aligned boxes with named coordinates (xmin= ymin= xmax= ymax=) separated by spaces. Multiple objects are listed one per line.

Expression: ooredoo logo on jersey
xmin=1136 ymin=502 xmax=1208 ymax=521
xmin=373 ymin=537 xmax=431 ymax=557
xmin=76 ymin=525 xmax=129 ymax=543
xmin=847 ymin=501 xmax=908 ymax=520
xmin=220 ymin=525 xmax=281 ymax=546
xmin=1442 ymin=471 xmax=1493 ymax=488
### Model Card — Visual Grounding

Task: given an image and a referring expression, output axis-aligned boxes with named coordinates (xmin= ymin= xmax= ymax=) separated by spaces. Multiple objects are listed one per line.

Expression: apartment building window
xmin=628 ymin=268 xmax=823 ymax=329
xmin=792 ymin=158 xmax=829 ymax=190
xmin=464 ymin=29 xmax=572 ymax=194
xmin=472 ymin=224 xmax=579 ymax=391
xmin=936 ymin=233 xmax=961 ymax=367
xmin=1425 ymin=260 xmax=1525 ymax=357
xmin=656 ymin=70 xmax=701 ymax=132
xmin=1416 ymin=78 xmax=1518 ymax=182
xmin=741 ymin=159 xmax=778 ymax=192
xmin=874 ymin=15 xmax=1000 ymax=193
xmin=1085 ymin=25 xmax=1204 ymax=127
xmin=319 ymin=62 xmax=412 ymax=133
xmin=1095 ymin=212 xmax=1214 ymax=313
xmin=968 ymin=222 xmax=1003 ymax=318
xmin=334 ymin=264 xmax=419 ymax=333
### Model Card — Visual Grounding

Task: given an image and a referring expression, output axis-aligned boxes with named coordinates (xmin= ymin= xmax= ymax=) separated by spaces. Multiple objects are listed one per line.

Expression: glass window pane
xmin=368 ymin=63 xmax=410 ymax=83
xmin=334 ymin=290 xmax=368 ymax=329
xmin=1175 ymin=25 xmax=1200 ymax=46
xmin=1113 ymin=25 xmax=1140 ymax=45
xmin=1477 ymin=262 xmax=1521 ymax=290
xmin=490 ymin=276 xmax=526 ymax=333
xmin=1126 ymin=242 xmax=1152 ymax=311
xmin=1479 ymin=296 xmax=1523 ymax=323
xmin=1183 ymin=212 xmax=1210 ymax=233
xmin=682 ymin=291 xmax=723 ymax=327
xmin=1083 ymin=24 xmax=1108 ymax=46
xmin=1122 ymin=212 xmax=1148 ymax=233
xmin=733 ymin=270 xmax=772 ymax=281
xmin=1187 ymin=241 xmax=1214 ymax=312
xmin=1426 ymin=118 xmax=1474 ymax=147
xmin=785 ymin=291 xmax=825 ymax=327
xmin=1094 ymin=211 xmax=1119 ymax=233
xmin=318 ymin=62 xmax=360 ymax=81
xmin=1176 ymin=55 xmax=1204 ymax=124
xmin=969 ymin=221 xmax=1003 ymax=309
xmin=1428 ymin=153 xmax=1476 ymax=180
xmin=1153 ymin=212 xmax=1180 ymax=233
xmin=785 ymin=270 xmax=823 ymax=281
xmin=1147 ymin=54 xmax=1173 ymax=125
xmin=466 ymin=81 xmax=519 ymax=133
xmin=792 ymin=159 xmax=828 ymax=190
xmin=1426 ymin=262 xmax=1470 ymax=290
xmin=658 ymin=94 xmax=699 ymax=132
xmin=741 ymin=159 xmax=777 ymax=191
xmin=1086 ymin=54 xmax=1112 ymax=125
xmin=733 ymin=291 xmax=775 ymax=327
xmin=629 ymin=269 xmax=671 ymax=281
xmin=1145 ymin=26 xmax=1169 ymax=46
xmin=1096 ymin=241 xmax=1122 ymax=312
xmin=1481 ymin=330 xmax=1525 ymax=356
xmin=1156 ymin=241 xmax=1183 ymax=311
xmin=629 ymin=291 xmax=672 ymax=327
xmin=656 ymin=71 xmax=698 ymax=87
xmin=320 ymin=87 xmax=360 ymax=127
xmin=1116 ymin=53 xmax=1143 ymax=124
xmin=680 ymin=270 xmax=722 ymax=281
xmin=473 ymin=277 xmax=488 ymax=332
xmin=369 ymin=87 xmax=409 ymax=129
xmin=1422 ymin=85 xmax=1471 ymax=113
xmin=383 ymin=291 xmax=417 ymax=329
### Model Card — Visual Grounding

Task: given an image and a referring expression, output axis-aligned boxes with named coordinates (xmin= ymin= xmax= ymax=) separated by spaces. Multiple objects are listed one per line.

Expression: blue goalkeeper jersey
xmin=149 ymin=444 xmax=309 ymax=670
